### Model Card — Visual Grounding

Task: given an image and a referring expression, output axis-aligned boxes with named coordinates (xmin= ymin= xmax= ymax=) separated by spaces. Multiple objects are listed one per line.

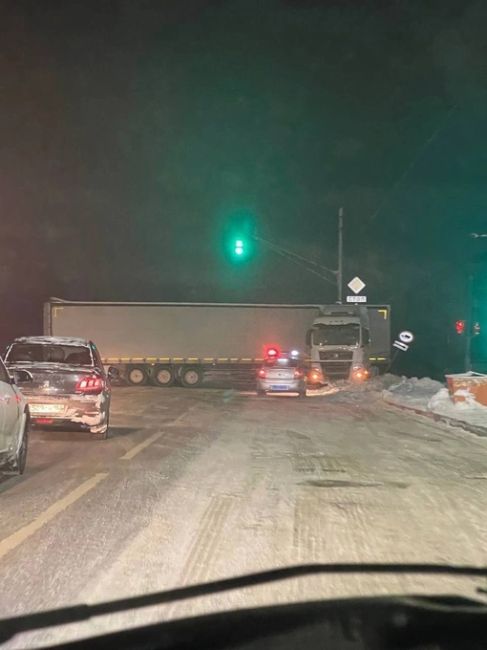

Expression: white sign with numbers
xmin=346 ymin=295 xmax=367 ymax=303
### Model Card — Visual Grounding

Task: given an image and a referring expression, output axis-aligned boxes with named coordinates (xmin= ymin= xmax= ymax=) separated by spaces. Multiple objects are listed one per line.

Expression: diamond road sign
xmin=347 ymin=276 xmax=366 ymax=294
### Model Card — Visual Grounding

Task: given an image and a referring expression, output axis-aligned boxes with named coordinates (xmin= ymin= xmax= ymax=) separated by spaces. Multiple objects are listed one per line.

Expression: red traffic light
xmin=455 ymin=320 xmax=465 ymax=335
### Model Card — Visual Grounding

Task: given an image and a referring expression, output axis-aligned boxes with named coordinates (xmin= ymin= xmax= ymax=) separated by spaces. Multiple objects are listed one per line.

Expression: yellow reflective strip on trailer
xmin=203 ymin=358 xmax=215 ymax=362
xmin=217 ymin=358 xmax=228 ymax=362
xmin=132 ymin=358 xmax=144 ymax=362
xmin=146 ymin=357 xmax=157 ymax=362
xmin=120 ymin=357 xmax=130 ymax=361
xmin=187 ymin=357 xmax=199 ymax=362
xmin=158 ymin=358 xmax=170 ymax=362
xmin=172 ymin=358 xmax=184 ymax=362
xmin=241 ymin=358 xmax=252 ymax=361
xmin=377 ymin=356 xmax=386 ymax=361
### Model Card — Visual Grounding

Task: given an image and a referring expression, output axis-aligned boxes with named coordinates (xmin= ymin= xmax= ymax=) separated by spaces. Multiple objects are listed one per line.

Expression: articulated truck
xmin=44 ymin=299 xmax=391 ymax=386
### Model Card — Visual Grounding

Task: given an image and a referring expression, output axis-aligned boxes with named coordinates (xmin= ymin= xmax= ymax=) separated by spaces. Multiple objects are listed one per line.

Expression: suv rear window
xmin=6 ymin=344 xmax=92 ymax=366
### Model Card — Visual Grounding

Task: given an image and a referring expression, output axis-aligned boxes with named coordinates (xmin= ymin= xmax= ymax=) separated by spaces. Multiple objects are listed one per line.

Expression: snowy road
xmin=1 ymin=384 xmax=487 ymax=647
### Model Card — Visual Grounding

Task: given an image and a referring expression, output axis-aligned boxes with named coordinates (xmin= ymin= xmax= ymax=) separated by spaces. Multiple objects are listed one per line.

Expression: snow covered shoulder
xmin=382 ymin=375 xmax=487 ymax=434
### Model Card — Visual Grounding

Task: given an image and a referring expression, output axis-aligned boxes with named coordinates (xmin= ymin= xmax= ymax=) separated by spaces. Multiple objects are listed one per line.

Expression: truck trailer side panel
xmin=45 ymin=301 xmax=322 ymax=362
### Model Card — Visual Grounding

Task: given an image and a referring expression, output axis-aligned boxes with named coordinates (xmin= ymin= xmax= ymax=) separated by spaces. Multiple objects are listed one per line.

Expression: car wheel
xmin=17 ymin=412 xmax=30 ymax=474
xmin=152 ymin=365 xmax=175 ymax=387
xmin=127 ymin=366 xmax=148 ymax=386
xmin=7 ymin=411 xmax=30 ymax=475
xmin=91 ymin=413 xmax=109 ymax=440
xmin=180 ymin=367 xmax=203 ymax=388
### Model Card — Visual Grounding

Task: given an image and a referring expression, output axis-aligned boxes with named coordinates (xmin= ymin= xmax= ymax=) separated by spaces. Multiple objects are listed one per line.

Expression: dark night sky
xmin=1 ymin=0 xmax=487 ymax=377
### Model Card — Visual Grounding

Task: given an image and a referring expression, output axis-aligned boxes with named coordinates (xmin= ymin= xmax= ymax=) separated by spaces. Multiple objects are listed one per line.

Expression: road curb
xmin=383 ymin=397 xmax=487 ymax=438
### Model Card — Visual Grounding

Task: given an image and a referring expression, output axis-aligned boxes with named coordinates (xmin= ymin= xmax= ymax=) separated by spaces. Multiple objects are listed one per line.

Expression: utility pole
xmin=337 ymin=207 xmax=344 ymax=304
xmin=251 ymin=207 xmax=345 ymax=302
xmin=465 ymin=272 xmax=473 ymax=372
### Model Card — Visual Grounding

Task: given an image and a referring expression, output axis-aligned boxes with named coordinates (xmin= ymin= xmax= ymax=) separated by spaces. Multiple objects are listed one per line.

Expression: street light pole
xmin=337 ymin=207 xmax=344 ymax=304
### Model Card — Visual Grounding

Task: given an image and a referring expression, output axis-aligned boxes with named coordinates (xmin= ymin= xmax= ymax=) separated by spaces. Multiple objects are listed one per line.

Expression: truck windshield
xmin=313 ymin=324 xmax=360 ymax=346
xmin=7 ymin=344 xmax=92 ymax=365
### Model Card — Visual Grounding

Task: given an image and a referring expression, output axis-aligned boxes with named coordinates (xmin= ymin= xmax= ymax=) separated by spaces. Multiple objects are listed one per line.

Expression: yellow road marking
xmin=120 ymin=407 xmax=196 ymax=461
xmin=119 ymin=431 xmax=165 ymax=461
xmin=0 ymin=473 xmax=108 ymax=561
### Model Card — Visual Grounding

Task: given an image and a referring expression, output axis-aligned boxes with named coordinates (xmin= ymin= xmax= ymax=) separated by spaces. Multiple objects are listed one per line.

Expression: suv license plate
xmin=30 ymin=404 xmax=64 ymax=415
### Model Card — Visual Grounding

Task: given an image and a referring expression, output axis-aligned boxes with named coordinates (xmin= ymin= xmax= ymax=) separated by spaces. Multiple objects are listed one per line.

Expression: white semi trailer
xmin=44 ymin=299 xmax=391 ymax=386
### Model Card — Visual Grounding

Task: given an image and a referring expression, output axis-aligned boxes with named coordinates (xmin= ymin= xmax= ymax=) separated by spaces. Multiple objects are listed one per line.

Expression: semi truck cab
xmin=307 ymin=305 xmax=371 ymax=382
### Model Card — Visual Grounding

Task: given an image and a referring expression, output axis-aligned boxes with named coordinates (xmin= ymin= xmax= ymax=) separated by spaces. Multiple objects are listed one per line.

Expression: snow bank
xmin=382 ymin=376 xmax=444 ymax=410
xmin=383 ymin=376 xmax=487 ymax=431
xmin=427 ymin=386 xmax=487 ymax=427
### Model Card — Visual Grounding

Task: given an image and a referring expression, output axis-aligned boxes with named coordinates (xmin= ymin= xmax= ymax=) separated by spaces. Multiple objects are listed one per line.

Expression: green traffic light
xmin=235 ymin=239 xmax=244 ymax=255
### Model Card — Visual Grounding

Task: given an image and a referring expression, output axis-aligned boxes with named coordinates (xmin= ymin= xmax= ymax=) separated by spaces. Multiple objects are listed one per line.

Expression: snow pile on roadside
xmin=427 ymin=387 xmax=487 ymax=427
xmin=383 ymin=375 xmax=487 ymax=430
xmin=382 ymin=376 xmax=444 ymax=410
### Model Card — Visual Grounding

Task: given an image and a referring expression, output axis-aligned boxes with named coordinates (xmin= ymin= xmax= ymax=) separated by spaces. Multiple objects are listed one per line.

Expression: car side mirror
xmin=108 ymin=366 xmax=119 ymax=380
xmin=12 ymin=369 xmax=33 ymax=384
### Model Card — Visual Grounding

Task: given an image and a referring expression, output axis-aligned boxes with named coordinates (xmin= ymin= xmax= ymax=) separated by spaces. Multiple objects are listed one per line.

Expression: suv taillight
xmin=76 ymin=375 xmax=104 ymax=395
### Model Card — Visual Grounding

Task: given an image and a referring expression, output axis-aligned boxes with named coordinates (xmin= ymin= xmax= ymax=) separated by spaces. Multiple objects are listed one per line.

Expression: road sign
xmin=393 ymin=330 xmax=414 ymax=352
xmin=347 ymin=276 xmax=366 ymax=294
xmin=346 ymin=295 xmax=367 ymax=303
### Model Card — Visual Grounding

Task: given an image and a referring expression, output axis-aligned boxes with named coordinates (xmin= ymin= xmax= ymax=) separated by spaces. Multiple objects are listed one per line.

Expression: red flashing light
xmin=455 ymin=320 xmax=466 ymax=335
xmin=76 ymin=375 xmax=104 ymax=395
xmin=264 ymin=344 xmax=281 ymax=359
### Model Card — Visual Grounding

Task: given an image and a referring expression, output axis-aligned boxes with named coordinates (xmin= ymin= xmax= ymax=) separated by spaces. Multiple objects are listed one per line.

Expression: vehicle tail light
xmin=294 ymin=370 xmax=304 ymax=379
xmin=258 ymin=369 xmax=266 ymax=379
xmin=76 ymin=375 xmax=104 ymax=395
xmin=35 ymin=418 xmax=53 ymax=425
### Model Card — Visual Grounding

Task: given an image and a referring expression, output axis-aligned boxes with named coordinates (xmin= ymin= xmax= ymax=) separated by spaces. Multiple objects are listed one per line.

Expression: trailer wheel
xmin=180 ymin=367 xmax=203 ymax=388
xmin=127 ymin=365 xmax=148 ymax=386
xmin=152 ymin=365 xmax=175 ymax=387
